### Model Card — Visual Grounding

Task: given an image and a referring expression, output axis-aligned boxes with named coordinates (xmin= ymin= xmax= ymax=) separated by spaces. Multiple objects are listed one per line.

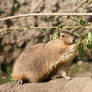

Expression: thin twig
xmin=1 ymin=13 xmax=92 ymax=22
xmin=0 ymin=26 xmax=92 ymax=32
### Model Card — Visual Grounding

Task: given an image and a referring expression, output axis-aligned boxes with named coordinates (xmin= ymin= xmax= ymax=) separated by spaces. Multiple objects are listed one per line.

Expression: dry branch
xmin=0 ymin=26 xmax=92 ymax=32
xmin=1 ymin=13 xmax=92 ymax=22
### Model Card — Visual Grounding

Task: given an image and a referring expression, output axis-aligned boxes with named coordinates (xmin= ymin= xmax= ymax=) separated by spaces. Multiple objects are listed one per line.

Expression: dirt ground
xmin=0 ymin=77 xmax=92 ymax=92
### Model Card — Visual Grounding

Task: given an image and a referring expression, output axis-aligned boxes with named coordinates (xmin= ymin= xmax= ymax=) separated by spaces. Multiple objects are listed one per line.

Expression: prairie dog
xmin=12 ymin=31 xmax=77 ymax=84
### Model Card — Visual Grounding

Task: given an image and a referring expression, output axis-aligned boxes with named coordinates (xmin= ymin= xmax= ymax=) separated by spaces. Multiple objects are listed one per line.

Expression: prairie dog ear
xmin=60 ymin=30 xmax=73 ymax=36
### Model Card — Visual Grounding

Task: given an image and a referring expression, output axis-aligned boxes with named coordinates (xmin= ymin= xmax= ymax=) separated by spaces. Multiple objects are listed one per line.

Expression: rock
xmin=0 ymin=78 xmax=92 ymax=92
xmin=0 ymin=29 xmax=45 ymax=64
xmin=0 ymin=0 xmax=14 ymax=17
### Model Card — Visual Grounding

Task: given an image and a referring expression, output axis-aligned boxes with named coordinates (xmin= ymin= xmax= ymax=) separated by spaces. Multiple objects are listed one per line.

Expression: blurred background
xmin=0 ymin=0 xmax=92 ymax=84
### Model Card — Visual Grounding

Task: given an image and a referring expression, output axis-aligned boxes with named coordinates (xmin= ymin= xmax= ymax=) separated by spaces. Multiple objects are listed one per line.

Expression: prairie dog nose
xmin=69 ymin=37 xmax=76 ymax=44
xmin=69 ymin=39 xmax=74 ymax=44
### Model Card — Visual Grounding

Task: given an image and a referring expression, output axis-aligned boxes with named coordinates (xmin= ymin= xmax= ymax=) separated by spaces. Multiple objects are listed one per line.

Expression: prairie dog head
xmin=60 ymin=31 xmax=75 ymax=45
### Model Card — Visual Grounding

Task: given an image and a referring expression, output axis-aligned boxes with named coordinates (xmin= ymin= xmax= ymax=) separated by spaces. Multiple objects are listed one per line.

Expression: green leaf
xmin=87 ymin=0 xmax=92 ymax=5
xmin=41 ymin=29 xmax=46 ymax=34
xmin=78 ymin=43 xmax=86 ymax=57
xmin=85 ymin=32 xmax=92 ymax=50
xmin=80 ymin=19 xmax=87 ymax=26
xmin=0 ymin=32 xmax=4 ymax=35
xmin=50 ymin=24 xmax=64 ymax=40
xmin=88 ymin=32 xmax=92 ymax=40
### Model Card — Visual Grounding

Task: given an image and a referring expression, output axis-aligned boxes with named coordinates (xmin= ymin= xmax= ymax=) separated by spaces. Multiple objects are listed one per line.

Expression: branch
xmin=1 ymin=13 xmax=92 ymax=22
xmin=0 ymin=26 xmax=92 ymax=32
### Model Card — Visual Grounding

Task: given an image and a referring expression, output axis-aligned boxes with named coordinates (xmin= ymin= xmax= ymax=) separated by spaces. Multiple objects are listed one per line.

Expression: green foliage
xmin=50 ymin=29 xmax=60 ymax=40
xmin=79 ymin=16 xmax=88 ymax=26
xmin=41 ymin=29 xmax=46 ymax=36
xmin=78 ymin=43 xmax=86 ymax=57
xmin=78 ymin=32 xmax=92 ymax=57
xmin=85 ymin=32 xmax=92 ymax=50
xmin=50 ymin=24 xmax=63 ymax=40
xmin=0 ymin=32 xmax=4 ymax=35
xmin=6 ymin=67 xmax=14 ymax=82
xmin=86 ymin=0 xmax=92 ymax=7
xmin=80 ymin=19 xmax=87 ymax=26
xmin=0 ymin=65 xmax=15 ymax=84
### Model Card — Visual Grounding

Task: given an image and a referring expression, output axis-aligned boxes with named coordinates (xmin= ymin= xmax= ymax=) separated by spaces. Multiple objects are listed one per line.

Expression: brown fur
xmin=12 ymin=32 xmax=77 ymax=83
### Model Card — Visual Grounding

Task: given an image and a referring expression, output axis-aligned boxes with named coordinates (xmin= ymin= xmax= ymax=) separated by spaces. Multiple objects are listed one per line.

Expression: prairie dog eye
xmin=62 ymin=35 xmax=65 ymax=38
